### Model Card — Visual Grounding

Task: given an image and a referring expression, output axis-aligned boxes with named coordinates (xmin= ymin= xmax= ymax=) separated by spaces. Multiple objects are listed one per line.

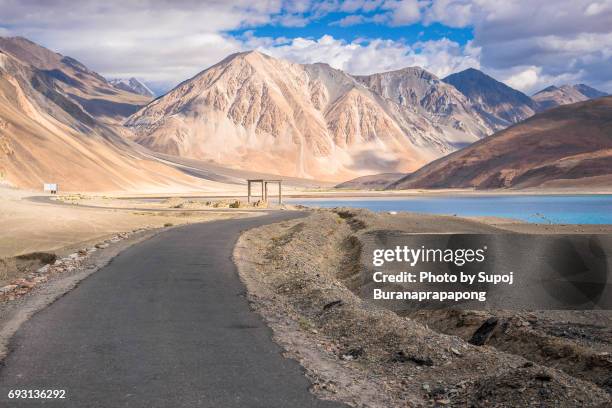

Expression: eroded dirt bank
xmin=234 ymin=209 xmax=612 ymax=407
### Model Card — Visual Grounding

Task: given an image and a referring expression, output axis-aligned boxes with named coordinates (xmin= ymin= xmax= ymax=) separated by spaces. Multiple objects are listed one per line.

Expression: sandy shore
xmin=36 ymin=184 xmax=612 ymax=200
xmin=0 ymin=187 xmax=263 ymax=259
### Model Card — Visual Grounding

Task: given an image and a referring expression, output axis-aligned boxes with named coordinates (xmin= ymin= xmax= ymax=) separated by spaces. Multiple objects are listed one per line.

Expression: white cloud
xmin=338 ymin=0 xmax=385 ymax=13
xmin=421 ymin=0 xmax=612 ymax=92
xmin=384 ymin=0 xmax=422 ymax=26
xmin=330 ymin=15 xmax=368 ymax=27
xmin=503 ymin=67 xmax=542 ymax=92
xmin=487 ymin=65 xmax=586 ymax=95
xmin=0 ymin=0 xmax=610 ymax=93
xmin=423 ymin=0 xmax=473 ymax=27
xmin=253 ymin=34 xmax=479 ymax=77
xmin=585 ymin=0 xmax=612 ymax=16
xmin=0 ymin=0 xmax=284 ymax=87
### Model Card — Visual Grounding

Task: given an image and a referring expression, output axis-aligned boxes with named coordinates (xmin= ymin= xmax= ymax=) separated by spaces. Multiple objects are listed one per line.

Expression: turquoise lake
xmin=287 ymin=195 xmax=612 ymax=225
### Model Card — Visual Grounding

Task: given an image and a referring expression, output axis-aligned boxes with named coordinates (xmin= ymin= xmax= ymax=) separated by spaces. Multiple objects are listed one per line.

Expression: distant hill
xmin=533 ymin=84 xmax=608 ymax=111
xmin=573 ymin=84 xmax=608 ymax=99
xmin=335 ymin=173 xmax=404 ymax=190
xmin=443 ymin=68 xmax=537 ymax=126
xmin=109 ymin=77 xmax=155 ymax=98
xmin=387 ymin=97 xmax=612 ymax=190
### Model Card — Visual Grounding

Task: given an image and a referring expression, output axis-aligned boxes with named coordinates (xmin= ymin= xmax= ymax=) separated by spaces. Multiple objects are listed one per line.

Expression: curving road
xmin=0 ymin=212 xmax=346 ymax=408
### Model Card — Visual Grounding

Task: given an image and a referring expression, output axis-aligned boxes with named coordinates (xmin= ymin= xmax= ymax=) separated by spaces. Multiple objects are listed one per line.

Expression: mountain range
xmin=387 ymin=96 xmax=612 ymax=190
xmin=0 ymin=37 xmax=216 ymax=191
xmin=126 ymin=51 xmax=502 ymax=181
xmin=0 ymin=37 xmax=152 ymax=123
xmin=0 ymin=36 xmax=609 ymax=190
xmin=125 ymin=50 xmax=608 ymax=183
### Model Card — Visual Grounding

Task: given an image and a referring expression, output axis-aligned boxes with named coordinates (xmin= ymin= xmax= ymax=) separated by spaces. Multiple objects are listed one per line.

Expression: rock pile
xmin=0 ymin=229 xmax=147 ymax=301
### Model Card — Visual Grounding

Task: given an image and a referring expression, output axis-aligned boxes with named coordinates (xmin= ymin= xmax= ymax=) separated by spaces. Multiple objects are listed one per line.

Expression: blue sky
xmin=231 ymin=15 xmax=474 ymax=46
xmin=1 ymin=1 xmax=611 ymax=95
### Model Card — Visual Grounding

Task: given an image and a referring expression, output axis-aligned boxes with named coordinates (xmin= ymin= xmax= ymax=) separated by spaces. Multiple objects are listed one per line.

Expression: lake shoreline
xmin=288 ymin=194 xmax=612 ymax=225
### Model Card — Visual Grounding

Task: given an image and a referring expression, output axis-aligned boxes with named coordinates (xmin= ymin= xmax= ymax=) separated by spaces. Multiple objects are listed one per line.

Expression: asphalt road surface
xmin=0 ymin=212 xmax=347 ymax=408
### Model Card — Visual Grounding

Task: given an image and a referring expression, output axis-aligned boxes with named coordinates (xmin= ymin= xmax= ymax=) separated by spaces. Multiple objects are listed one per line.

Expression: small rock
xmin=535 ymin=372 xmax=552 ymax=382
xmin=430 ymin=386 xmax=447 ymax=397
xmin=391 ymin=351 xmax=433 ymax=366
xmin=422 ymin=383 xmax=430 ymax=392
xmin=36 ymin=264 xmax=50 ymax=274
xmin=323 ymin=300 xmax=343 ymax=311
xmin=450 ymin=347 xmax=462 ymax=356
xmin=469 ymin=317 xmax=498 ymax=346
xmin=0 ymin=284 xmax=18 ymax=294
xmin=95 ymin=243 xmax=109 ymax=249
xmin=19 ymin=280 xmax=36 ymax=289
xmin=341 ymin=347 xmax=364 ymax=360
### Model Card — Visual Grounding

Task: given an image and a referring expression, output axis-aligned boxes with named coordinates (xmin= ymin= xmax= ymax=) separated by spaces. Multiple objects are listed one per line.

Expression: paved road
xmin=0 ymin=212 xmax=346 ymax=408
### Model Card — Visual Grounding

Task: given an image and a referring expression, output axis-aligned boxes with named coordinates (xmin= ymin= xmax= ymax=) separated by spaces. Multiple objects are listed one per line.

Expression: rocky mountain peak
xmin=109 ymin=77 xmax=154 ymax=97
xmin=533 ymin=83 xmax=608 ymax=111
xmin=443 ymin=68 xmax=536 ymax=125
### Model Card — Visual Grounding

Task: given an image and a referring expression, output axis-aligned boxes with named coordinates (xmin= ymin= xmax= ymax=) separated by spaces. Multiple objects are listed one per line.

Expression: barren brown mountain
xmin=355 ymin=67 xmax=500 ymax=142
xmin=126 ymin=52 xmax=499 ymax=182
xmin=335 ymin=172 xmax=404 ymax=190
xmin=0 ymin=37 xmax=151 ymax=123
xmin=0 ymin=43 xmax=210 ymax=191
xmin=388 ymin=97 xmax=612 ymax=190
xmin=443 ymin=68 xmax=537 ymax=126
xmin=533 ymin=84 xmax=608 ymax=111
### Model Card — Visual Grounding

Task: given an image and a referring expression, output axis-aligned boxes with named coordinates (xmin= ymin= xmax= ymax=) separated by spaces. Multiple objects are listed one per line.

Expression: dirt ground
xmin=0 ymin=187 xmax=262 ymax=287
xmin=234 ymin=208 xmax=612 ymax=407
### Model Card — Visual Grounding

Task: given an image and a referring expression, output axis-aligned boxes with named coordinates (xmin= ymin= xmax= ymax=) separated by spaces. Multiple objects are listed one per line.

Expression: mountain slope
xmin=126 ymin=52 xmax=500 ymax=181
xmin=0 ymin=37 xmax=151 ymax=122
xmin=444 ymin=68 xmax=537 ymax=126
xmin=387 ymin=97 xmax=612 ymax=190
xmin=0 ymin=47 xmax=208 ymax=191
xmin=335 ymin=173 xmax=404 ymax=190
xmin=110 ymin=78 xmax=155 ymax=97
xmin=574 ymin=84 xmax=608 ymax=99
xmin=354 ymin=67 xmax=499 ymax=142
xmin=533 ymin=84 xmax=608 ymax=111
